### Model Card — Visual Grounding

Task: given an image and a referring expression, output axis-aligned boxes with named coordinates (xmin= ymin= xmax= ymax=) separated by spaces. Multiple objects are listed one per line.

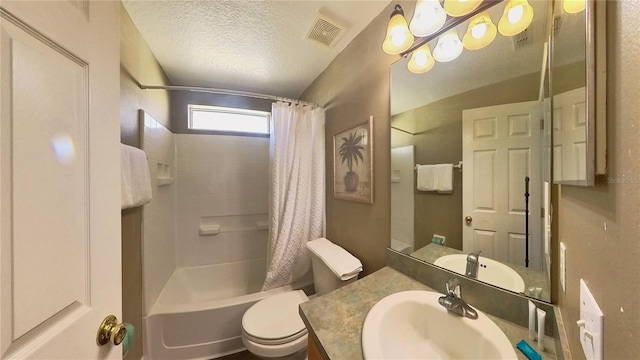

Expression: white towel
xmin=306 ymin=238 xmax=363 ymax=280
xmin=121 ymin=144 xmax=152 ymax=209
xmin=434 ymin=163 xmax=453 ymax=193
xmin=416 ymin=165 xmax=436 ymax=191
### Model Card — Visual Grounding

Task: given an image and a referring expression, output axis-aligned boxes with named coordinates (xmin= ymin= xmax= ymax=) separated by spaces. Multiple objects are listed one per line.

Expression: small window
xmin=188 ymin=105 xmax=270 ymax=135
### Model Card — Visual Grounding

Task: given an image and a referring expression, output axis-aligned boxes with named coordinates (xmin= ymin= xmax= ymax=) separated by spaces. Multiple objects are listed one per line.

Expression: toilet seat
xmin=242 ymin=290 xmax=309 ymax=344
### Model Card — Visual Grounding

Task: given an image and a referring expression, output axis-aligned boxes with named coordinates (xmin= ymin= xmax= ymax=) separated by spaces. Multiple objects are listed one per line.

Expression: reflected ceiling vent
xmin=305 ymin=14 xmax=346 ymax=48
xmin=511 ymin=26 xmax=532 ymax=50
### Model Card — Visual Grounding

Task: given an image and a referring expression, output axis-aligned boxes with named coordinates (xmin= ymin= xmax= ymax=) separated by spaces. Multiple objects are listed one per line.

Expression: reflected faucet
xmin=438 ymin=279 xmax=478 ymax=319
xmin=465 ymin=250 xmax=482 ymax=279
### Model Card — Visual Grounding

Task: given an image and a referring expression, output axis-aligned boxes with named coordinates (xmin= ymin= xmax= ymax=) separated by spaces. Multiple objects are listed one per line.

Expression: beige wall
xmin=300 ymin=1 xmax=408 ymax=276
xmin=557 ymin=1 xmax=640 ymax=359
xmin=120 ymin=4 xmax=171 ymax=359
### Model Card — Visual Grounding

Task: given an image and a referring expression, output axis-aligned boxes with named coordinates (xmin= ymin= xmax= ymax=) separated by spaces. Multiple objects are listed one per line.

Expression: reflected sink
xmin=434 ymin=254 xmax=526 ymax=293
xmin=362 ymin=291 xmax=517 ymax=359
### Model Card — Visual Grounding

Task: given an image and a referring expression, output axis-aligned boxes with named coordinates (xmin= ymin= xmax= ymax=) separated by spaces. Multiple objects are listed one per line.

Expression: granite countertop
xmin=299 ymin=267 xmax=557 ymax=360
xmin=411 ymin=244 xmax=551 ymax=302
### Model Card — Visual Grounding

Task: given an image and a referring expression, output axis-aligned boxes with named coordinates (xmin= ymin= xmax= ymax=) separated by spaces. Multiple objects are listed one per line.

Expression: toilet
xmin=241 ymin=238 xmax=363 ymax=360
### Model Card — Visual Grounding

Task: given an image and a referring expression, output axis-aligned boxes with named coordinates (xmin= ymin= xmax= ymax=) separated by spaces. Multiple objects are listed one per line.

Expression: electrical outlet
xmin=560 ymin=242 xmax=566 ymax=292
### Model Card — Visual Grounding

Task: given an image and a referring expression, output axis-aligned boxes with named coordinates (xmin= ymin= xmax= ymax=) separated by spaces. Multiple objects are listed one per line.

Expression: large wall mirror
xmin=551 ymin=0 xmax=605 ymax=186
xmin=390 ymin=0 xmax=553 ymax=302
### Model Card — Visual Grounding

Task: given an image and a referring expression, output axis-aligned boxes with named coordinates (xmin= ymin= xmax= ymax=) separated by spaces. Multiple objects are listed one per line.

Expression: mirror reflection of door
xmin=551 ymin=0 xmax=589 ymax=183
xmin=462 ymin=101 xmax=543 ymax=270
xmin=553 ymin=87 xmax=587 ymax=182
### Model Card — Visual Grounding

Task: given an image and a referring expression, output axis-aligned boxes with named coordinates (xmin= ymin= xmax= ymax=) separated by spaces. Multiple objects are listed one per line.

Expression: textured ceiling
xmin=122 ymin=0 xmax=392 ymax=99
xmin=391 ymin=0 xmax=566 ymax=116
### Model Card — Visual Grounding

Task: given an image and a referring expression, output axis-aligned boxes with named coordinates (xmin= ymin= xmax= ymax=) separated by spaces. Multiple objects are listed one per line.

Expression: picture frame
xmin=333 ymin=116 xmax=374 ymax=203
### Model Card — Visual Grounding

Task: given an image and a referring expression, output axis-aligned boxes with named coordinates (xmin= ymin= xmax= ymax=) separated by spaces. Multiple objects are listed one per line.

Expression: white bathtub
xmin=144 ymin=258 xmax=313 ymax=360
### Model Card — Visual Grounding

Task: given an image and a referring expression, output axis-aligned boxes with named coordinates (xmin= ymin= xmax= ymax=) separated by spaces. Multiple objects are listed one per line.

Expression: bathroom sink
xmin=362 ymin=291 xmax=517 ymax=359
xmin=434 ymin=254 xmax=526 ymax=293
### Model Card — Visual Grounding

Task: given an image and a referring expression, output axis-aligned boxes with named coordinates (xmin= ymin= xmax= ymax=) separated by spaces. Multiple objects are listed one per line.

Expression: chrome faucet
xmin=438 ymin=279 xmax=478 ymax=319
xmin=465 ymin=250 xmax=482 ymax=279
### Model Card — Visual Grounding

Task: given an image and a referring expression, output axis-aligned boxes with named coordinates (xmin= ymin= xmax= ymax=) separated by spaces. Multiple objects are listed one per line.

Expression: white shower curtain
xmin=262 ymin=102 xmax=325 ymax=291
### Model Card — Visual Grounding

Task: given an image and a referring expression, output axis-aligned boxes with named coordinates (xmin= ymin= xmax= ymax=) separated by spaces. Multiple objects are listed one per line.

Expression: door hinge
xmin=540 ymin=118 xmax=544 ymax=130
xmin=541 ymin=207 xmax=545 ymax=217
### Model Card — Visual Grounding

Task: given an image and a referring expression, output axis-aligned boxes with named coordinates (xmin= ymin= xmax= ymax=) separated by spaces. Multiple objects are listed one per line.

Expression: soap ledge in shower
xmin=199 ymin=224 xmax=221 ymax=236
xmin=157 ymin=177 xmax=174 ymax=186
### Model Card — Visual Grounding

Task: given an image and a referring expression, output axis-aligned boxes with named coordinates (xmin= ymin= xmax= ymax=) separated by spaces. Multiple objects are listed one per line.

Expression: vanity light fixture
xmin=409 ymin=0 xmax=447 ymax=37
xmin=382 ymin=5 xmax=415 ymax=55
xmin=383 ymin=0 xmax=534 ymax=74
xmin=562 ymin=0 xmax=586 ymax=14
xmin=407 ymin=44 xmax=436 ymax=73
xmin=497 ymin=0 xmax=534 ymax=36
xmin=432 ymin=28 xmax=464 ymax=62
xmin=462 ymin=11 xmax=497 ymax=50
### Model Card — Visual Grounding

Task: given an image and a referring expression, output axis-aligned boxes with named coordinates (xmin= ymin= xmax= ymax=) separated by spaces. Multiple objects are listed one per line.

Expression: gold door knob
xmin=465 ymin=216 xmax=473 ymax=224
xmin=96 ymin=315 xmax=127 ymax=346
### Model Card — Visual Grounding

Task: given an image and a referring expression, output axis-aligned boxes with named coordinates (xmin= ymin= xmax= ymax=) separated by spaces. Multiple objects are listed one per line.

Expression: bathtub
xmin=144 ymin=258 xmax=313 ymax=360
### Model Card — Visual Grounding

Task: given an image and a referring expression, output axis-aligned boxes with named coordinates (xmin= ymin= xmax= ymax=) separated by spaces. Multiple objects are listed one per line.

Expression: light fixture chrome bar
xmin=400 ymin=0 xmax=504 ymax=57
xmin=139 ymin=84 xmax=321 ymax=108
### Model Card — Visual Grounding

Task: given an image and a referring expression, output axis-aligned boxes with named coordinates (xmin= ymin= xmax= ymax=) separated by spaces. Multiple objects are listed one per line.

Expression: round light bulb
xmin=471 ymin=23 xmax=487 ymax=39
xmin=433 ymin=29 xmax=463 ymax=62
xmin=508 ymin=4 xmax=524 ymax=24
xmin=414 ymin=51 xmax=428 ymax=66
xmin=391 ymin=28 xmax=406 ymax=46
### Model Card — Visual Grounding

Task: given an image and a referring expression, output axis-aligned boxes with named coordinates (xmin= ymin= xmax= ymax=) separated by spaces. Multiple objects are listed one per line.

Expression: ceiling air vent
xmin=511 ymin=26 xmax=532 ymax=50
xmin=305 ymin=14 xmax=346 ymax=48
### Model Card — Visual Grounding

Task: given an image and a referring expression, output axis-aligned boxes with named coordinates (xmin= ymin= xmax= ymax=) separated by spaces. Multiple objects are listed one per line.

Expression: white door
xmin=1 ymin=1 xmax=121 ymax=359
xmin=462 ymin=101 xmax=543 ymax=270
xmin=552 ymin=87 xmax=587 ymax=182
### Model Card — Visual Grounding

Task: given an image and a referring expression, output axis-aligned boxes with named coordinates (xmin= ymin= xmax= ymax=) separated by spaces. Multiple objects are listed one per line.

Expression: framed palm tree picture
xmin=333 ymin=116 xmax=374 ymax=203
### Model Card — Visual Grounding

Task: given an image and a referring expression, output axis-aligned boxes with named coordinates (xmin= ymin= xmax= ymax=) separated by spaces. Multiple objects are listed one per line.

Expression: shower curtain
xmin=262 ymin=102 xmax=325 ymax=291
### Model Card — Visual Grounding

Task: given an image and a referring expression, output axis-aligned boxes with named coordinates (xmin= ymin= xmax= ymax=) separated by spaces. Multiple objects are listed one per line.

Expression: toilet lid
xmin=242 ymin=290 xmax=309 ymax=341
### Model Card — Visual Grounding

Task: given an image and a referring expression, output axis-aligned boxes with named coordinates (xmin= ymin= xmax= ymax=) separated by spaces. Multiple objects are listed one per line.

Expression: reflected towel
xmin=121 ymin=144 xmax=152 ymax=209
xmin=416 ymin=165 xmax=436 ymax=191
xmin=434 ymin=164 xmax=453 ymax=193
xmin=306 ymin=238 xmax=363 ymax=280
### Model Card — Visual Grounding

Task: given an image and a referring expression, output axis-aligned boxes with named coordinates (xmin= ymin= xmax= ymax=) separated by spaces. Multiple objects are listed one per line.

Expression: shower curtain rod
xmin=139 ymin=84 xmax=322 ymax=108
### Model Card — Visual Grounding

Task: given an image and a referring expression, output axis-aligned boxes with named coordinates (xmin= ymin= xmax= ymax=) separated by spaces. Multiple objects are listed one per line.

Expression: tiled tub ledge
xmin=299 ymin=266 xmax=568 ymax=360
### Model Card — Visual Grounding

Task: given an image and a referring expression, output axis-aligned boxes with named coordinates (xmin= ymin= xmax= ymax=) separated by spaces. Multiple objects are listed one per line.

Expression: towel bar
xmin=415 ymin=161 xmax=463 ymax=171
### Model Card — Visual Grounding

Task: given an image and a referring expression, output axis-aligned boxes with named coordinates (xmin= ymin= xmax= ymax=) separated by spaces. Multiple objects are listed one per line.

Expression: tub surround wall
xmin=175 ymin=134 xmax=269 ymax=268
xmin=120 ymin=4 xmax=172 ymax=359
xmin=142 ymin=116 xmax=177 ymax=314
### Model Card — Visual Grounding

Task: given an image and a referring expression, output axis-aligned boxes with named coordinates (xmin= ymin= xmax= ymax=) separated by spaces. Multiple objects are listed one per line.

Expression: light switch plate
xmin=560 ymin=242 xmax=566 ymax=292
xmin=579 ymin=279 xmax=604 ymax=360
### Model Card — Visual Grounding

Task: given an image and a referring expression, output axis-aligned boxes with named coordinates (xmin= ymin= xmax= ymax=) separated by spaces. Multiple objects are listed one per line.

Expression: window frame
xmin=187 ymin=104 xmax=271 ymax=137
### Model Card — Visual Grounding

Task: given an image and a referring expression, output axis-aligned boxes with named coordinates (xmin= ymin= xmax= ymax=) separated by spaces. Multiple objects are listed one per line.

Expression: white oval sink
xmin=362 ymin=291 xmax=517 ymax=359
xmin=434 ymin=254 xmax=526 ymax=293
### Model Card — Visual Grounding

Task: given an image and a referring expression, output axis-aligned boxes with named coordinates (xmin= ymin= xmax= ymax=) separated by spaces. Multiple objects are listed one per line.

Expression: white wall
xmin=390 ymin=145 xmax=414 ymax=252
xmin=175 ymin=134 xmax=270 ymax=268
xmin=142 ymin=112 xmax=177 ymax=314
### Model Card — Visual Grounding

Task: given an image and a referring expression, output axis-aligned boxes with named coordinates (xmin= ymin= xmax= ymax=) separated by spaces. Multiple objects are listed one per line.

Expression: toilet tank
xmin=307 ymin=239 xmax=362 ymax=296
